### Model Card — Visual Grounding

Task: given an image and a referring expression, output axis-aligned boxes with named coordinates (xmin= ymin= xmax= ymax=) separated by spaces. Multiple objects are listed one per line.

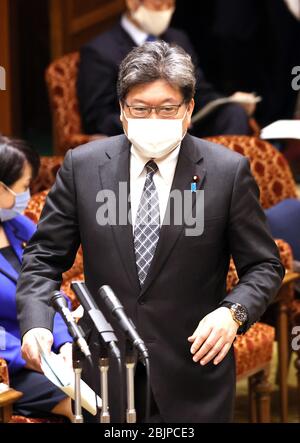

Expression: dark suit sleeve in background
xmin=223 ymin=156 xmax=285 ymax=329
xmin=16 ymin=150 xmax=81 ymax=338
xmin=77 ymin=46 xmax=123 ymax=136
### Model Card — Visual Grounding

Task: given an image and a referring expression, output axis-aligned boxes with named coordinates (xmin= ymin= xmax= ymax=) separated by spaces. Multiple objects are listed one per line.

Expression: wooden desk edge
xmin=282 ymin=271 xmax=300 ymax=286
xmin=0 ymin=389 xmax=23 ymax=407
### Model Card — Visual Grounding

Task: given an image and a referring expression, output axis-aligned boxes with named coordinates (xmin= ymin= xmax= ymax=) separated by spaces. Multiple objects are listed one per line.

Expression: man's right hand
xmin=21 ymin=328 xmax=53 ymax=373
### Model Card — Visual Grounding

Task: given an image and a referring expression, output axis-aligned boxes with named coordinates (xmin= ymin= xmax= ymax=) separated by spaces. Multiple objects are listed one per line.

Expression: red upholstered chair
xmin=207 ymin=135 xmax=300 ymax=422
xmin=233 ymin=323 xmax=275 ymax=422
xmin=0 ymin=359 xmax=9 ymax=386
xmin=0 ymin=359 xmax=22 ymax=423
xmin=31 ymin=156 xmax=64 ymax=195
xmin=206 ymin=135 xmax=298 ymax=209
xmin=228 ymin=238 xmax=293 ymax=422
xmin=45 ymin=52 xmax=105 ymax=155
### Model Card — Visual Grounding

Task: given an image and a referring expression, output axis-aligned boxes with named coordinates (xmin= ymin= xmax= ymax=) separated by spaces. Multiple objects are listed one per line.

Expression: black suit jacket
xmin=77 ymin=22 xmax=221 ymax=136
xmin=16 ymin=135 xmax=284 ymax=422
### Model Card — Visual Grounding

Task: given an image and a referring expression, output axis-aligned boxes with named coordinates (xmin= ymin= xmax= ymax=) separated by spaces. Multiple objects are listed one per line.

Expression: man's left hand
xmin=188 ymin=307 xmax=239 ymax=366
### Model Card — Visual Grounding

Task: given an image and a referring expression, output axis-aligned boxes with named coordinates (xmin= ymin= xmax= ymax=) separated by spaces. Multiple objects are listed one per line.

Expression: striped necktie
xmin=134 ymin=160 xmax=160 ymax=287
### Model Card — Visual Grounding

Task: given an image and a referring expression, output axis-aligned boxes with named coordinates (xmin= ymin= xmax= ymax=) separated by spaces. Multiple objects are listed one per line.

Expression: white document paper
xmin=191 ymin=95 xmax=262 ymax=124
xmin=0 ymin=383 xmax=10 ymax=394
xmin=260 ymin=120 xmax=300 ymax=140
xmin=36 ymin=338 xmax=101 ymax=416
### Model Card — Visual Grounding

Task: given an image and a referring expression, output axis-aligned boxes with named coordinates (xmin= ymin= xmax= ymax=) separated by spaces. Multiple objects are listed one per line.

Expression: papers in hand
xmin=260 ymin=120 xmax=300 ymax=140
xmin=191 ymin=95 xmax=262 ymax=124
xmin=36 ymin=338 xmax=101 ymax=415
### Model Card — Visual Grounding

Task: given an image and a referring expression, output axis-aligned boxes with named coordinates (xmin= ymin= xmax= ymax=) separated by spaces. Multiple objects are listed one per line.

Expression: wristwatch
xmin=221 ymin=302 xmax=248 ymax=329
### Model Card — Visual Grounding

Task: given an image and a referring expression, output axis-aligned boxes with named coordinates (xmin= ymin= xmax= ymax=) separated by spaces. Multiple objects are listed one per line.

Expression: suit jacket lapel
xmin=139 ymin=134 xmax=207 ymax=297
xmin=98 ymin=138 xmax=140 ymax=293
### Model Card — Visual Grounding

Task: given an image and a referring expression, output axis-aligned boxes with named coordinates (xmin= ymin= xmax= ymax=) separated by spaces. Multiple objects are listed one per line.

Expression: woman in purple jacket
xmin=0 ymin=136 xmax=73 ymax=421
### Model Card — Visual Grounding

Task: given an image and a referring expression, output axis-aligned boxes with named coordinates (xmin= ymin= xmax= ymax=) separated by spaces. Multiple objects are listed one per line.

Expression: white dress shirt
xmin=130 ymin=144 xmax=181 ymax=229
xmin=121 ymin=14 xmax=149 ymax=46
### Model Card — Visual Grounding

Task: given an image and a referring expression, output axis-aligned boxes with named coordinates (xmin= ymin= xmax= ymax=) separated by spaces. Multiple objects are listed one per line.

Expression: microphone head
xmin=98 ymin=285 xmax=123 ymax=311
xmin=50 ymin=291 xmax=67 ymax=308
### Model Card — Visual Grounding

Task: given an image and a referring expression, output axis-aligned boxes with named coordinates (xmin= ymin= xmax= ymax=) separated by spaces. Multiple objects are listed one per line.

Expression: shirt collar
xmin=156 ymin=145 xmax=181 ymax=184
xmin=130 ymin=143 xmax=181 ymax=185
xmin=130 ymin=144 xmax=149 ymax=181
xmin=121 ymin=14 xmax=148 ymax=46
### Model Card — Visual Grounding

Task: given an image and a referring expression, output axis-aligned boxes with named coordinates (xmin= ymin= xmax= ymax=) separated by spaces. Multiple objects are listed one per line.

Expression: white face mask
xmin=132 ymin=6 xmax=175 ymax=36
xmin=123 ymin=110 xmax=187 ymax=159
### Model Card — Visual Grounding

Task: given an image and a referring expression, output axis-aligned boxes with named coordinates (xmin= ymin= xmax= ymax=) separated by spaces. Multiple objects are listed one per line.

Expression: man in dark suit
xmin=17 ymin=41 xmax=284 ymax=423
xmin=77 ymin=0 xmax=256 ymax=138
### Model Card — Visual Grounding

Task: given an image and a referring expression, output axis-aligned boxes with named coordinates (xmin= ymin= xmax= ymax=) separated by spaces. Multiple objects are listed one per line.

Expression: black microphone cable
xmin=144 ymin=355 xmax=151 ymax=423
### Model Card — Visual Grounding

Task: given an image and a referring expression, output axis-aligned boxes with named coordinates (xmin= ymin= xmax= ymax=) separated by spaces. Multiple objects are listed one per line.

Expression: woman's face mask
xmin=122 ymin=109 xmax=188 ymax=159
xmin=132 ymin=5 xmax=175 ymax=36
xmin=0 ymin=186 xmax=31 ymax=222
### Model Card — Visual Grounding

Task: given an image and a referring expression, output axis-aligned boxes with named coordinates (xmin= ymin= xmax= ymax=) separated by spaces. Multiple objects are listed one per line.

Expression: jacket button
xmin=139 ymin=299 xmax=146 ymax=305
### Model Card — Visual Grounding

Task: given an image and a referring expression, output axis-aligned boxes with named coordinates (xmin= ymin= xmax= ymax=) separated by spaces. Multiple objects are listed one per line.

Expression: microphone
xmin=71 ymin=282 xmax=120 ymax=360
xmin=98 ymin=285 xmax=149 ymax=360
xmin=50 ymin=291 xmax=92 ymax=361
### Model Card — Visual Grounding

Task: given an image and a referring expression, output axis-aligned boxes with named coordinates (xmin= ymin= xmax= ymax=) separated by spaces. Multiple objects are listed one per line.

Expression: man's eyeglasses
xmin=124 ymin=101 xmax=185 ymax=118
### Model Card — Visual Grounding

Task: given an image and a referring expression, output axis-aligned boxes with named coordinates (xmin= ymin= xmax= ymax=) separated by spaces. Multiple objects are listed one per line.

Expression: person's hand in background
xmin=230 ymin=91 xmax=258 ymax=116
xmin=22 ymin=328 xmax=53 ymax=372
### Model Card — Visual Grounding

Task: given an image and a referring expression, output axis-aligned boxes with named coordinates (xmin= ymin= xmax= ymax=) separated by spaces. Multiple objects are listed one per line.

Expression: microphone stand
xmin=70 ymin=281 xmax=124 ymax=423
xmin=99 ymin=346 xmax=110 ymax=423
xmin=72 ymin=343 xmax=84 ymax=423
xmin=125 ymin=341 xmax=137 ymax=423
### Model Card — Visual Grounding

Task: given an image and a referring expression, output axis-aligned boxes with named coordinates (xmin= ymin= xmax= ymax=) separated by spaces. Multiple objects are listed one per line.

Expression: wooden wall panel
xmin=50 ymin=0 xmax=125 ymax=59
xmin=72 ymin=0 xmax=110 ymax=17
xmin=0 ymin=0 xmax=12 ymax=135
xmin=0 ymin=0 xmax=20 ymax=136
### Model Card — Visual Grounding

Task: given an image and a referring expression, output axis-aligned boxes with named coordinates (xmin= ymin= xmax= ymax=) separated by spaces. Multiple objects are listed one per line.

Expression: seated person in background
xmin=265 ymin=198 xmax=300 ymax=262
xmin=0 ymin=136 xmax=73 ymax=421
xmin=77 ymin=0 xmax=256 ymax=138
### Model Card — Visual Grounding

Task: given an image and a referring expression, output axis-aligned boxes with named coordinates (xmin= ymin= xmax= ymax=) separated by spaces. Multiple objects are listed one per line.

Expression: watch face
xmin=232 ymin=304 xmax=248 ymax=324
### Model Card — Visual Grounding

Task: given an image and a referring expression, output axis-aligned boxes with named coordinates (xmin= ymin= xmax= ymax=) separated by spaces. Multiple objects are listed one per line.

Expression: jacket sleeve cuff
xmin=52 ymin=313 xmax=73 ymax=352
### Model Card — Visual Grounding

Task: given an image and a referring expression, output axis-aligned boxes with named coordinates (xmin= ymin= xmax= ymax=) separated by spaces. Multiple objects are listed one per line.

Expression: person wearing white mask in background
xmin=18 ymin=42 xmax=284 ymax=423
xmin=0 ymin=136 xmax=74 ymax=421
xmin=78 ymin=0 xmax=256 ymax=139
